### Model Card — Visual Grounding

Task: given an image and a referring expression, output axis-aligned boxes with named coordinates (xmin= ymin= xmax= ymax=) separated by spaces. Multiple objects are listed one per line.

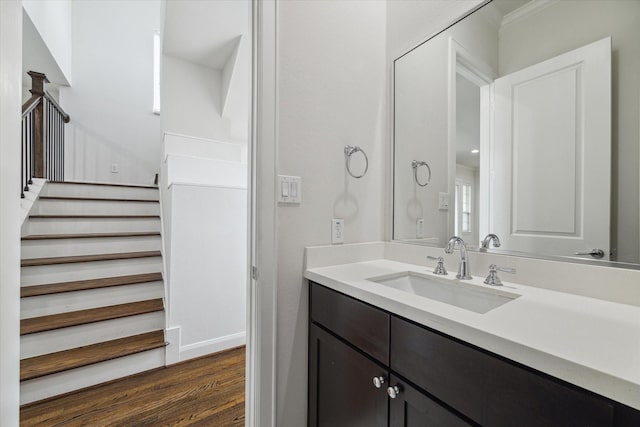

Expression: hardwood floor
xmin=20 ymin=346 xmax=245 ymax=426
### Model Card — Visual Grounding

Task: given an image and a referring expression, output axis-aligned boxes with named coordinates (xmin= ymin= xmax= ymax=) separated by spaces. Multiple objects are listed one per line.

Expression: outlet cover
xmin=438 ymin=192 xmax=450 ymax=210
xmin=111 ymin=163 xmax=119 ymax=173
xmin=416 ymin=218 xmax=424 ymax=238
xmin=332 ymin=219 xmax=344 ymax=244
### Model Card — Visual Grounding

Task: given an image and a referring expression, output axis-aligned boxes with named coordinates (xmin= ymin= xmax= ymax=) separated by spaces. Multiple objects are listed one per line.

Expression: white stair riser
xmin=21 ymin=257 xmax=163 ymax=286
xmin=20 ymin=348 xmax=165 ymax=405
xmin=21 ymin=236 xmax=161 ymax=259
xmin=21 ymin=281 xmax=164 ymax=319
xmin=20 ymin=311 xmax=165 ymax=359
xmin=32 ymin=199 xmax=160 ymax=215
xmin=24 ymin=217 xmax=160 ymax=235
xmin=42 ymin=183 xmax=159 ymax=200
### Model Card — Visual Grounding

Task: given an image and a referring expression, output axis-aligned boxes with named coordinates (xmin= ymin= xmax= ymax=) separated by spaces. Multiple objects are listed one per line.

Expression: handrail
xmin=22 ymin=95 xmax=41 ymax=117
xmin=44 ymin=92 xmax=70 ymax=123
xmin=20 ymin=71 xmax=70 ymax=198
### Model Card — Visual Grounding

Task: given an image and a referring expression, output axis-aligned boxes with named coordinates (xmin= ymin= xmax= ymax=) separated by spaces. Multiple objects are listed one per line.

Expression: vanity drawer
xmin=310 ymin=282 xmax=389 ymax=365
xmin=390 ymin=316 xmax=614 ymax=426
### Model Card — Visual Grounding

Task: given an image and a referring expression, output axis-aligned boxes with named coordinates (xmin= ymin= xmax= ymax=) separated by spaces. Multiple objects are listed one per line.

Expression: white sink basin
xmin=368 ymin=271 xmax=520 ymax=314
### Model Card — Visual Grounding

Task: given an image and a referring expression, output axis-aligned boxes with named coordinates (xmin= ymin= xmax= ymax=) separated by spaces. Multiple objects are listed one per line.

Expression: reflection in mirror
xmin=393 ymin=0 xmax=640 ymax=266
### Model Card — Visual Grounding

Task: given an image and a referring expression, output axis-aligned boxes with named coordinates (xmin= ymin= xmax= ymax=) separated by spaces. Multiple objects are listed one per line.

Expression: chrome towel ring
xmin=344 ymin=145 xmax=369 ymax=178
xmin=412 ymin=160 xmax=431 ymax=187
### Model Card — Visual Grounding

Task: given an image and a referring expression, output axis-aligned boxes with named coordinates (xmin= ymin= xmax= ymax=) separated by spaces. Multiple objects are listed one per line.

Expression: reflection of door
xmin=492 ymin=37 xmax=611 ymax=258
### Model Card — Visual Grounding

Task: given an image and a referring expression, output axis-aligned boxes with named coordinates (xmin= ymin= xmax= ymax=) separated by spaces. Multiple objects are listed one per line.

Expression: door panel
xmin=309 ymin=324 xmax=388 ymax=427
xmin=492 ymin=37 xmax=611 ymax=258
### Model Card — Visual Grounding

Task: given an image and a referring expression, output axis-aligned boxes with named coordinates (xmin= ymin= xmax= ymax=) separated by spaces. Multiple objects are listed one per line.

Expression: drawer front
xmin=310 ymin=282 xmax=389 ymax=365
xmin=391 ymin=316 xmax=614 ymax=426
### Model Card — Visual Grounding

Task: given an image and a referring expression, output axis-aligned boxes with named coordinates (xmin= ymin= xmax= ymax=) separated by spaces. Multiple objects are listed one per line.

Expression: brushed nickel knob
xmin=387 ymin=385 xmax=400 ymax=399
xmin=372 ymin=376 xmax=385 ymax=389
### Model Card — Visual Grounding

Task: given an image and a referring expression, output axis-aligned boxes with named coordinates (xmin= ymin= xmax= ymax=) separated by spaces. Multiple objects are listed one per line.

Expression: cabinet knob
xmin=387 ymin=385 xmax=401 ymax=399
xmin=372 ymin=376 xmax=386 ymax=389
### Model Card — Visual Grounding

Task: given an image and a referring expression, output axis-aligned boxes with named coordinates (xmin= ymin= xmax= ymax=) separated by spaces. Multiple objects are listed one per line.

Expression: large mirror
xmin=393 ymin=0 xmax=640 ymax=266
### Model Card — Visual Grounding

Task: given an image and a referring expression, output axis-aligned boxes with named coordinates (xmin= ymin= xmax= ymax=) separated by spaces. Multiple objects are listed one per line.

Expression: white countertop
xmin=305 ymin=259 xmax=640 ymax=410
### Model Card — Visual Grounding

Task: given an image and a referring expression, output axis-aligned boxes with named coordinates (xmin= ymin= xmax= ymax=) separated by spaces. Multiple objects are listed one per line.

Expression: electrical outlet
xmin=417 ymin=218 xmax=424 ymax=238
xmin=332 ymin=219 xmax=344 ymax=244
xmin=111 ymin=163 xmax=119 ymax=173
xmin=438 ymin=192 xmax=450 ymax=210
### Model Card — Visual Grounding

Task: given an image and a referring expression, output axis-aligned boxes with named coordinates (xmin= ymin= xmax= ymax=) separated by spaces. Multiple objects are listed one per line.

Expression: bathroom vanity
xmin=305 ymin=247 xmax=640 ymax=427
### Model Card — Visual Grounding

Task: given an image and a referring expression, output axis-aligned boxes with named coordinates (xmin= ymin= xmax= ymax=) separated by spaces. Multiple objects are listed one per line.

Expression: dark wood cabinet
xmin=308 ymin=282 xmax=640 ymax=427
xmin=309 ymin=324 xmax=388 ymax=427
xmin=388 ymin=375 xmax=472 ymax=427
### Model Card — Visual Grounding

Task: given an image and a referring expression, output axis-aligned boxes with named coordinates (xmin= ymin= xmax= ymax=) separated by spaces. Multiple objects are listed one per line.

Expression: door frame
xmin=0 ymin=0 xmax=22 ymax=425
xmin=246 ymin=0 xmax=277 ymax=426
xmin=447 ymin=38 xmax=495 ymax=242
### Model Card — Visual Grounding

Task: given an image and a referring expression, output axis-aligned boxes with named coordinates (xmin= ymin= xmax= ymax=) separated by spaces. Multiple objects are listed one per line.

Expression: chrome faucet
xmin=481 ymin=233 xmax=501 ymax=249
xmin=445 ymin=236 xmax=472 ymax=280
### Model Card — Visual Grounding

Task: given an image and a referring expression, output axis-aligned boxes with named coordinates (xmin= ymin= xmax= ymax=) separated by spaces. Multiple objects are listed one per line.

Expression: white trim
xmin=163 ymin=131 xmax=245 ymax=147
xmin=164 ymin=152 xmax=248 ymax=165
xmin=500 ymin=0 xmax=559 ymax=30
xmin=248 ymin=1 xmax=277 ymax=426
xmin=20 ymin=178 xmax=46 ymax=225
xmin=0 ymin=1 xmax=22 ymax=423
xmin=180 ymin=332 xmax=247 ymax=362
xmin=168 ymin=181 xmax=247 ymax=191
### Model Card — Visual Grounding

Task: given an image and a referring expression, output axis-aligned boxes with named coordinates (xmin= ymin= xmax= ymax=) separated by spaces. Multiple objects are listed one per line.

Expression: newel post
xmin=28 ymin=71 xmax=48 ymax=178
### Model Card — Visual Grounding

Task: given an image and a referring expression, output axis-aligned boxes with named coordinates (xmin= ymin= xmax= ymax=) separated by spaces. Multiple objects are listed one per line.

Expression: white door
xmin=492 ymin=37 xmax=611 ymax=259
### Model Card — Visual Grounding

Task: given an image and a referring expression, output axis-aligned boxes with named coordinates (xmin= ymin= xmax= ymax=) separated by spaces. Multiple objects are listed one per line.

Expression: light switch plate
xmin=438 ymin=192 xmax=450 ymax=210
xmin=277 ymin=175 xmax=302 ymax=204
xmin=331 ymin=219 xmax=344 ymax=244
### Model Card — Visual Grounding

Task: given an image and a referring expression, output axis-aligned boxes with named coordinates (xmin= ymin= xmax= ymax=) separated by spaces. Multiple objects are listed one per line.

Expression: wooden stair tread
xmin=20 ymin=330 xmax=166 ymax=381
xmin=38 ymin=196 xmax=158 ymax=203
xmin=22 ymin=232 xmax=160 ymax=240
xmin=21 ymin=251 xmax=161 ymax=267
xmin=29 ymin=214 xmax=160 ymax=219
xmin=21 ymin=273 xmax=163 ymax=298
xmin=48 ymin=180 xmax=158 ymax=190
xmin=21 ymin=299 xmax=164 ymax=335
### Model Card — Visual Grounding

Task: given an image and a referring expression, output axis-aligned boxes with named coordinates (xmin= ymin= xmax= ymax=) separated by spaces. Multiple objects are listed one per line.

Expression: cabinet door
xmin=388 ymin=375 xmax=472 ymax=427
xmin=309 ymin=324 xmax=388 ymax=427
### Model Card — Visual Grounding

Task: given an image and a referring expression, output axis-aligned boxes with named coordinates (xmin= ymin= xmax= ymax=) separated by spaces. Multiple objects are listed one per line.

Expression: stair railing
xmin=21 ymin=71 xmax=70 ymax=198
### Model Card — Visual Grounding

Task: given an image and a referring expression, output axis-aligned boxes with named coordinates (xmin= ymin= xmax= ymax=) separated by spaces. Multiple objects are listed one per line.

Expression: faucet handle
xmin=426 ymin=256 xmax=448 ymax=275
xmin=483 ymin=264 xmax=515 ymax=286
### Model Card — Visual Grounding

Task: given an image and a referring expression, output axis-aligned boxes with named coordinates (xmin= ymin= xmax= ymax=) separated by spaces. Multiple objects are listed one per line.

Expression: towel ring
xmin=344 ymin=145 xmax=368 ymax=178
xmin=412 ymin=160 xmax=431 ymax=187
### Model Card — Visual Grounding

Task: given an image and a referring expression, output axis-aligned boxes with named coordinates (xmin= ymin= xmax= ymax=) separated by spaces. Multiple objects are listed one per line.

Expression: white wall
xmin=498 ymin=0 xmax=640 ymax=263
xmin=387 ymin=0 xmax=484 ymax=61
xmin=60 ymin=0 xmax=161 ymax=185
xmin=160 ymin=133 xmax=247 ymax=363
xmin=0 ymin=1 xmax=22 ymax=424
xmin=275 ymin=1 xmax=387 ymax=425
xmin=22 ymin=0 xmax=72 ymax=84
xmin=165 ymin=183 xmax=247 ymax=363
xmin=162 ymin=55 xmax=245 ymax=145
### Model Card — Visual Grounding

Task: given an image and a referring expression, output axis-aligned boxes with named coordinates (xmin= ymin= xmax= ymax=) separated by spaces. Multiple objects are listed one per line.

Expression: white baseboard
xmin=165 ymin=326 xmax=181 ymax=365
xmin=165 ymin=327 xmax=246 ymax=364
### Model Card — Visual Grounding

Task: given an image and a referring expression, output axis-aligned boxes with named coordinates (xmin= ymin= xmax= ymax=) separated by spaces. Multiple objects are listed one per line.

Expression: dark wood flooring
xmin=20 ymin=346 xmax=245 ymax=426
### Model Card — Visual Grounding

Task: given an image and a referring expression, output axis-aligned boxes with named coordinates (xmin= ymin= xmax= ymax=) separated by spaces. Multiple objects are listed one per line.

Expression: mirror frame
xmin=390 ymin=0 xmax=640 ymax=271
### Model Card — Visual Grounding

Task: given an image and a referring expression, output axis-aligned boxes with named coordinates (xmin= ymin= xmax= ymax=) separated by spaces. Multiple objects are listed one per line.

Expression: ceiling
xmin=163 ymin=0 xmax=249 ymax=70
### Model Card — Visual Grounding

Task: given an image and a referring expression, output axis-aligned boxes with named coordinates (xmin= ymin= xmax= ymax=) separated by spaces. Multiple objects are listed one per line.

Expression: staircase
xmin=20 ymin=181 xmax=166 ymax=406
